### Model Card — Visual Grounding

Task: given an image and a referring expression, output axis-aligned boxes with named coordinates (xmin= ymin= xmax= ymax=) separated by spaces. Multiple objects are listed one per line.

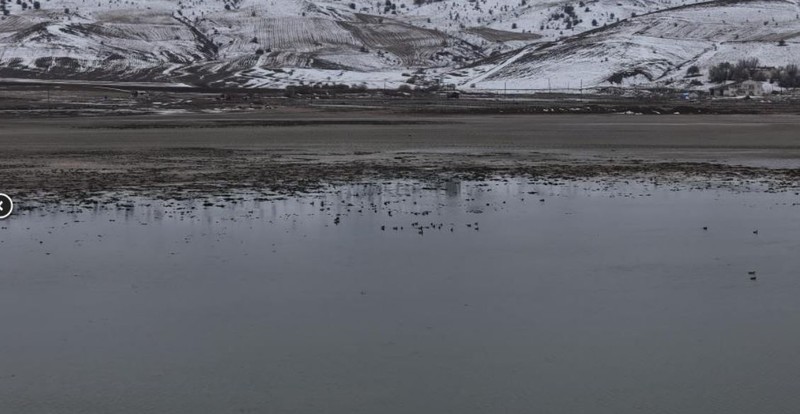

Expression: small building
xmin=740 ymin=80 xmax=764 ymax=96
xmin=709 ymin=80 xmax=765 ymax=97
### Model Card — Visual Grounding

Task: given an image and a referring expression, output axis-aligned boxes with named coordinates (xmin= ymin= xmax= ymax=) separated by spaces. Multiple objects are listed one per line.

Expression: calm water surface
xmin=2 ymin=180 xmax=799 ymax=414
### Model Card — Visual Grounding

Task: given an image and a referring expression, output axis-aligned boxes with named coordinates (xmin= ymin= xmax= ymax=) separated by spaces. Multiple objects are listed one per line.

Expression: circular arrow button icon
xmin=0 ymin=193 xmax=13 ymax=219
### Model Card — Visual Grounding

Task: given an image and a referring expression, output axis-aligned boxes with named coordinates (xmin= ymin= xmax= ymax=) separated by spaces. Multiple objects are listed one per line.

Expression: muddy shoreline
xmin=2 ymin=111 xmax=800 ymax=208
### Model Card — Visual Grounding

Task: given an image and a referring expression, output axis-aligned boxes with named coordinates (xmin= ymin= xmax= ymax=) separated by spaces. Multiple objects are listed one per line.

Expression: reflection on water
xmin=2 ymin=179 xmax=800 ymax=414
xmin=445 ymin=179 xmax=461 ymax=197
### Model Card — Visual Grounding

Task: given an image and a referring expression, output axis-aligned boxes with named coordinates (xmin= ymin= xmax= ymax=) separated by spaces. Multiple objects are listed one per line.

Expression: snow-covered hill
xmin=0 ymin=0 xmax=797 ymax=90
xmin=452 ymin=0 xmax=800 ymax=91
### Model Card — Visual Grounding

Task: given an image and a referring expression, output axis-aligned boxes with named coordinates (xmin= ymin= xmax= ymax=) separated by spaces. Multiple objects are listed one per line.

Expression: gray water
xmin=2 ymin=180 xmax=800 ymax=414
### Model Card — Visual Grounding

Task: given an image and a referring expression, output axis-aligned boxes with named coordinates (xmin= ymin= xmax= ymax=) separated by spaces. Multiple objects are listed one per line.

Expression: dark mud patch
xmin=3 ymin=146 xmax=799 ymax=209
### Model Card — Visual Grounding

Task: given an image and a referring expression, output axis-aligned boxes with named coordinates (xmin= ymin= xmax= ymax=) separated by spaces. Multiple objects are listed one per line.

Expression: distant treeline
xmin=708 ymin=59 xmax=800 ymax=88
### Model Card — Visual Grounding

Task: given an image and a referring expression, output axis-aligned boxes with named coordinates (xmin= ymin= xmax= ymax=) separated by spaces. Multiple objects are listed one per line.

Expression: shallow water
xmin=2 ymin=180 xmax=800 ymax=414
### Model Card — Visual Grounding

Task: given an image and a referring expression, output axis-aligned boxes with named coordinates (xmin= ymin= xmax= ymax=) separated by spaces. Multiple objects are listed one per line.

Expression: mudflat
xmin=2 ymin=110 xmax=799 ymax=204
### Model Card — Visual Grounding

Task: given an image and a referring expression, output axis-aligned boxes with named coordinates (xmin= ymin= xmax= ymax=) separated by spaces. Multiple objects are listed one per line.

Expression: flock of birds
xmin=11 ymin=180 xmax=777 ymax=286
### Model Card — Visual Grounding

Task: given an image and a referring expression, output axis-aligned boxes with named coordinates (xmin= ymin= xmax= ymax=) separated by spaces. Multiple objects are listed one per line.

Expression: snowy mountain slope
xmin=0 ymin=0 xmax=797 ymax=89
xmin=0 ymin=0 xmax=482 ymax=85
xmin=454 ymin=0 xmax=800 ymax=90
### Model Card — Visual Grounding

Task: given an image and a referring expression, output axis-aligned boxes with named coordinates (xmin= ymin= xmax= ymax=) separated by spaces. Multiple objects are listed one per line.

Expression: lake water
xmin=2 ymin=179 xmax=800 ymax=414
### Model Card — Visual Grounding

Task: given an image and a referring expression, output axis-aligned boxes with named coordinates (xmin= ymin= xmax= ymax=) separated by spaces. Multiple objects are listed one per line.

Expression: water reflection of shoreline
xmin=445 ymin=179 xmax=461 ymax=198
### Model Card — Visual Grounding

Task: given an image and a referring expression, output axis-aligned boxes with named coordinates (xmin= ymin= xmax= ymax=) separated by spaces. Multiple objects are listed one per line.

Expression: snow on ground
xmin=0 ymin=0 xmax=798 ymax=90
xmin=234 ymin=66 xmax=414 ymax=89
xmin=456 ymin=0 xmax=800 ymax=91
